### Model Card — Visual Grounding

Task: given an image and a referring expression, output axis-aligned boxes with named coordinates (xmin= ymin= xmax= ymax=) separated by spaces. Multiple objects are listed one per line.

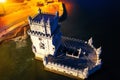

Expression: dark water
xmin=0 ymin=0 xmax=119 ymax=80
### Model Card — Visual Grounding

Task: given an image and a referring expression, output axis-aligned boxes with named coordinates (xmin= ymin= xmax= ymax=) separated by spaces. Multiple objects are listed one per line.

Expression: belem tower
xmin=27 ymin=9 xmax=102 ymax=79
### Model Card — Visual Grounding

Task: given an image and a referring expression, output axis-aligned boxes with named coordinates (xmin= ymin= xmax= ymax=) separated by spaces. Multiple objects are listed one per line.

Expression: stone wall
xmin=43 ymin=60 xmax=89 ymax=79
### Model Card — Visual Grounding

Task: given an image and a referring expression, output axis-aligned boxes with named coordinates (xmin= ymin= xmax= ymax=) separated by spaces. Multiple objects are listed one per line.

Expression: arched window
xmin=40 ymin=42 xmax=45 ymax=49
xmin=32 ymin=45 xmax=37 ymax=53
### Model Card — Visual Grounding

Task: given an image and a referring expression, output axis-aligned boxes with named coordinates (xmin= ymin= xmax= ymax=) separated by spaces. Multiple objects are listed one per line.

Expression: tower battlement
xmin=28 ymin=10 xmax=59 ymax=36
xmin=27 ymin=30 xmax=51 ymax=38
xmin=28 ymin=9 xmax=61 ymax=59
xmin=27 ymin=9 xmax=102 ymax=79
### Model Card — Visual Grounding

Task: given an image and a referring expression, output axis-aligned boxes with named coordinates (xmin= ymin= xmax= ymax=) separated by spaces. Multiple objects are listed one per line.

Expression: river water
xmin=0 ymin=0 xmax=119 ymax=80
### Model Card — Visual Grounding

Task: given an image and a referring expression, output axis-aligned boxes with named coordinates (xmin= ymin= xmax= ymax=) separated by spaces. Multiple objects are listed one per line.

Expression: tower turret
xmin=28 ymin=16 xmax=32 ymax=24
xmin=38 ymin=8 xmax=41 ymax=14
xmin=46 ymin=18 xmax=51 ymax=35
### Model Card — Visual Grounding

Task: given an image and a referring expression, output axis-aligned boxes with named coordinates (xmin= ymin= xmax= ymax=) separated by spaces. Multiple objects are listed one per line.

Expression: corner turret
xmin=28 ymin=16 xmax=32 ymax=24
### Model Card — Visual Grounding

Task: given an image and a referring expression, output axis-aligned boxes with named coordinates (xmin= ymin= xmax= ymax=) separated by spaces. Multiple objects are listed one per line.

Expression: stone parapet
xmin=27 ymin=30 xmax=52 ymax=39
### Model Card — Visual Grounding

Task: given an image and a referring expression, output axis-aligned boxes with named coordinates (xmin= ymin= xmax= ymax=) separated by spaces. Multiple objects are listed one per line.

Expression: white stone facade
xmin=28 ymin=9 xmax=102 ymax=79
xmin=43 ymin=60 xmax=89 ymax=79
xmin=28 ymin=10 xmax=61 ymax=59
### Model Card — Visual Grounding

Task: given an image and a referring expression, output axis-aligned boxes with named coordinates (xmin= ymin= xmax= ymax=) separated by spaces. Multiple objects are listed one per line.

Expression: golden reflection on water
xmin=0 ymin=1 xmax=77 ymax=80
xmin=60 ymin=0 xmax=74 ymax=16
xmin=0 ymin=18 xmax=5 ymax=28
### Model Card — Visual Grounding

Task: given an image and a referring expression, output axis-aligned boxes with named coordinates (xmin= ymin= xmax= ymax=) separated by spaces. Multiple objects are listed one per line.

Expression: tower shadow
xmin=59 ymin=3 xmax=68 ymax=22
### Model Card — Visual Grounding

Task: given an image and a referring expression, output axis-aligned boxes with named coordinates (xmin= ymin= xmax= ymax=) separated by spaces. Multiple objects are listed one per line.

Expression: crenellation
xmin=96 ymin=47 xmax=101 ymax=55
xmin=43 ymin=57 xmax=101 ymax=79
xmin=28 ymin=30 xmax=52 ymax=39
xmin=95 ymin=59 xmax=101 ymax=65
xmin=88 ymin=37 xmax=93 ymax=45
xmin=28 ymin=9 xmax=102 ymax=79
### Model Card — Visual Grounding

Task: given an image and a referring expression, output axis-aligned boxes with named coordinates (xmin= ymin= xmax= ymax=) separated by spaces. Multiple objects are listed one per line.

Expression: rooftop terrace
xmin=46 ymin=36 xmax=97 ymax=70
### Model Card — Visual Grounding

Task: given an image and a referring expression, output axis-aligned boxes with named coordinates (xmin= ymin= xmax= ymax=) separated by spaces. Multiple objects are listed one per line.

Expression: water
xmin=0 ymin=0 xmax=119 ymax=80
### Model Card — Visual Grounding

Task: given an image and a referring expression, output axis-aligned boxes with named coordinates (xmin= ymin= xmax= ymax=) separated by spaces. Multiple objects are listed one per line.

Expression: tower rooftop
xmin=28 ymin=9 xmax=59 ymax=35
xmin=28 ymin=9 xmax=102 ymax=79
xmin=33 ymin=13 xmax=55 ymax=23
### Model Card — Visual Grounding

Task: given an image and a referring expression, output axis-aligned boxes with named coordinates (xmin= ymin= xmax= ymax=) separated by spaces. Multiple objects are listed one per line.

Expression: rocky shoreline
xmin=0 ymin=25 xmax=29 ymax=45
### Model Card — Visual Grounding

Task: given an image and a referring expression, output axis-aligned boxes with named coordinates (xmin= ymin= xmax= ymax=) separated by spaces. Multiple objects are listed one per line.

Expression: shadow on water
xmin=0 ymin=0 xmax=119 ymax=80
xmin=59 ymin=3 xmax=68 ymax=22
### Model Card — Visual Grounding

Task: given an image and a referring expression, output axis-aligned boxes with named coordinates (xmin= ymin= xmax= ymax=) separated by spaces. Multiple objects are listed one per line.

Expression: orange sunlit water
xmin=0 ymin=18 xmax=6 ymax=28
xmin=0 ymin=0 xmax=63 ymax=39
xmin=59 ymin=0 xmax=74 ymax=16
xmin=40 ymin=2 xmax=63 ymax=16
xmin=0 ymin=0 xmax=6 ymax=3
xmin=0 ymin=1 xmax=63 ymax=27
xmin=0 ymin=0 xmax=76 ymax=32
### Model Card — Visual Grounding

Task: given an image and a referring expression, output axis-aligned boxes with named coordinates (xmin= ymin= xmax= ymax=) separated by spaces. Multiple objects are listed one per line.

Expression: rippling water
xmin=0 ymin=0 xmax=118 ymax=80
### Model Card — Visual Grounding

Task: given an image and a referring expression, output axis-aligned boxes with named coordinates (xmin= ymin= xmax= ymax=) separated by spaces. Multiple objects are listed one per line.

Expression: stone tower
xmin=28 ymin=9 xmax=61 ymax=59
